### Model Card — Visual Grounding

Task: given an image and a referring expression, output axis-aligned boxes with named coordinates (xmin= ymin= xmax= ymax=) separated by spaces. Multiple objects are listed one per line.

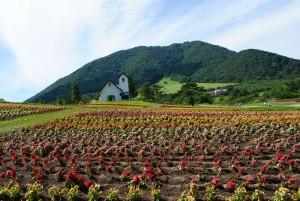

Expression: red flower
xmin=287 ymin=178 xmax=296 ymax=185
xmin=212 ymin=177 xmax=220 ymax=186
xmin=87 ymin=153 xmax=93 ymax=160
xmin=14 ymin=177 xmax=21 ymax=183
xmin=288 ymin=159 xmax=295 ymax=166
xmin=259 ymin=175 xmax=268 ymax=183
xmin=35 ymin=173 xmax=43 ymax=180
xmin=6 ymin=169 xmax=16 ymax=178
xmin=251 ymin=159 xmax=257 ymax=166
xmin=156 ymin=171 xmax=163 ymax=177
xmin=245 ymin=177 xmax=254 ymax=184
xmin=277 ymin=173 xmax=285 ymax=181
xmin=147 ymin=173 xmax=155 ymax=181
xmin=98 ymin=158 xmax=104 ymax=164
xmin=106 ymin=166 xmax=113 ymax=173
xmin=260 ymin=165 xmax=268 ymax=173
xmin=231 ymin=154 xmax=238 ymax=161
xmin=133 ymin=175 xmax=141 ymax=184
xmin=226 ymin=181 xmax=236 ymax=189
xmin=86 ymin=161 xmax=92 ymax=167
xmin=85 ymin=180 xmax=93 ymax=188
xmin=123 ymin=170 xmax=131 ymax=177
xmin=214 ymin=158 xmax=222 ymax=167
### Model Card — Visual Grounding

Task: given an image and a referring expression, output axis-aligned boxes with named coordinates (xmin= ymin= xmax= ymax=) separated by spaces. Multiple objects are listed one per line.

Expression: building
xmin=99 ymin=73 xmax=130 ymax=101
xmin=209 ymin=88 xmax=228 ymax=95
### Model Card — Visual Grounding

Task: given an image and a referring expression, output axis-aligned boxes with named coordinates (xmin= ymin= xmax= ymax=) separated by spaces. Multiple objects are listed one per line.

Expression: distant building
xmin=99 ymin=73 xmax=130 ymax=101
xmin=209 ymin=88 xmax=227 ymax=95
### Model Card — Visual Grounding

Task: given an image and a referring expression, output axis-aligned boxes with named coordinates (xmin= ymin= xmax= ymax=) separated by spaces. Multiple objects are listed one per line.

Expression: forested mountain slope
xmin=26 ymin=41 xmax=300 ymax=103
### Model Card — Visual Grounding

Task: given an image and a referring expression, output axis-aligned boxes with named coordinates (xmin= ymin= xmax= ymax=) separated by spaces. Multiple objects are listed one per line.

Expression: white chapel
xmin=99 ymin=73 xmax=130 ymax=101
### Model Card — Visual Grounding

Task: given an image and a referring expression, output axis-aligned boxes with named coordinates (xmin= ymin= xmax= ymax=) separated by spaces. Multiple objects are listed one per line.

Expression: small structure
xmin=99 ymin=73 xmax=130 ymax=101
xmin=209 ymin=89 xmax=228 ymax=95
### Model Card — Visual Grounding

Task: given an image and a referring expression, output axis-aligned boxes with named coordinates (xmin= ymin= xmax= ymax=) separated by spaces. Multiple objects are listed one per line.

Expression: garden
xmin=0 ymin=104 xmax=300 ymax=200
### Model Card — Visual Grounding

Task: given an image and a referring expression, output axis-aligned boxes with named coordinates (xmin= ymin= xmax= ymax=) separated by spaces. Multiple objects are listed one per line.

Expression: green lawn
xmin=156 ymin=77 xmax=237 ymax=94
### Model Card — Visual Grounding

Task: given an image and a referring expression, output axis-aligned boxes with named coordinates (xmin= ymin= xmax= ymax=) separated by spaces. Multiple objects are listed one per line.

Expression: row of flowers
xmin=1 ymin=180 xmax=300 ymax=200
xmin=0 ymin=103 xmax=65 ymax=121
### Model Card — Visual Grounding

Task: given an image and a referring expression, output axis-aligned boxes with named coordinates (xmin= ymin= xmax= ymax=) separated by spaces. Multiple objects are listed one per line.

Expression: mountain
xmin=25 ymin=41 xmax=300 ymax=103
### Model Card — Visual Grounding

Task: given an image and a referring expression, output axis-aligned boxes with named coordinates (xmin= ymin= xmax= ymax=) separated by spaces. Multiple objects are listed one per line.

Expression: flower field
xmin=1 ymin=105 xmax=300 ymax=200
xmin=0 ymin=103 xmax=65 ymax=121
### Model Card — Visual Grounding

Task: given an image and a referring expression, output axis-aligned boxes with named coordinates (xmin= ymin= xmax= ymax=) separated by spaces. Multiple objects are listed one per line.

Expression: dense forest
xmin=25 ymin=41 xmax=300 ymax=103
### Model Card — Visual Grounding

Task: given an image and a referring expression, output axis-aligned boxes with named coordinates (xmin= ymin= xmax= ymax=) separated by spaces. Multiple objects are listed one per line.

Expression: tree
xmin=150 ymin=85 xmax=163 ymax=103
xmin=62 ymin=93 xmax=72 ymax=105
xmin=178 ymin=82 xmax=200 ymax=106
xmin=139 ymin=82 xmax=153 ymax=101
xmin=127 ymin=75 xmax=138 ymax=98
xmin=71 ymin=81 xmax=81 ymax=104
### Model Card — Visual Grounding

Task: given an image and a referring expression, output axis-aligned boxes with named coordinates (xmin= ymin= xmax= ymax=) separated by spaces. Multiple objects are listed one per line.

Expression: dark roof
xmin=118 ymin=73 xmax=128 ymax=79
xmin=99 ymin=80 xmax=123 ymax=93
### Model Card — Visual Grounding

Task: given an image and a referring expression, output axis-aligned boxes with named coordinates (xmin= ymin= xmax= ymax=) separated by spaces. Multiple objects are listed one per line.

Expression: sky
xmin=0 ymin=0 xmax=300 ymax=102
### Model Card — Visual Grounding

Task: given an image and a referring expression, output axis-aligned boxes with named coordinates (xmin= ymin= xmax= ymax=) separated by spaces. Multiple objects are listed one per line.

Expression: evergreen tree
xmin=127 ymin=75 xmax=138 ymax=98
xmin=140 ymin=82 xmax=153 ymax=101
xmin=178 ymin=82 xmax=200 ymax=106
xmin=71 ymin=81 xmax=81 ymax=104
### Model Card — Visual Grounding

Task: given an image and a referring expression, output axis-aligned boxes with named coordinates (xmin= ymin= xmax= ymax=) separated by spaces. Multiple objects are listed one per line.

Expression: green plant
xmin=67 ymin=185 xmax=80 ymax=201
xmin=273 ymin=186 xmax=293 ymax=201
xmin=292 ymin=188 xmax=300 ymax=201
xmin=151 ymin=188 xmax=162 ymax=201
xmin=205 ymin=185 xmax=219 ymax=201
xmin=48 ymin=185 xmax=62 ymax=201
xmin=251 ymin=189 xmax=265 ymax=201
xmin=25 ymin=182 xmax=43 ymax=201
xmin=177 ymin=183 xmax=200 ymax=201
xmin=87 ymin=185 xmax=102 ymax=201
xmin=9 ymin=184 xmax=22 ymax=201
xmin=0 ymin=186 xmax=9 ymax=200
xmin=228 ymin=186 xmax=248 ymax=201
xmin=105 ymin=188 xmax=120 ymax=201
xmin=126 ymin=185 xmax=142 ymax=201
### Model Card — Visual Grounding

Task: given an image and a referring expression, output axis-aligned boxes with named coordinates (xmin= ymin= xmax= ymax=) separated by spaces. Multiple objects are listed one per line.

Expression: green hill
xmin=25 ymin=41 xmax=300 ymax=103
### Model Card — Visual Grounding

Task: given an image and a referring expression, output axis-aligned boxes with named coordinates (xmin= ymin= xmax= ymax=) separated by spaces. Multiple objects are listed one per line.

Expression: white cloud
xmin=0 ymin=0 xmax=299 ymax=102
xmin=211 ymin=0 xmax=300 ymax=57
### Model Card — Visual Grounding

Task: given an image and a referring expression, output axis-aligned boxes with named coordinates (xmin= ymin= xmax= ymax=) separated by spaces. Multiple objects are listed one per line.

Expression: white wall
xmin=99 ymin=81 xmax=122 ymax=101
xmin=117 ymin=74 xmax=129 ymax=92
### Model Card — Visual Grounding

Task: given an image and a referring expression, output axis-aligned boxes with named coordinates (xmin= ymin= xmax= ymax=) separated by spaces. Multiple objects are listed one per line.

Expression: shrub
xmin=126 ymin=185 xmax=142 ymax=201
xmin=228 ymin=187 xmax=248 ymax=201
xmin=87 ymin=185 xmax=102 ymax=201
xmin=48 ymin=185 xmax=62 ymax=201
xmin=9 ymin=184 xmax=21 ymax=201
xmin=251 ymin=189 xmax=265 ymax=201
xmin=67 ymin=185 xmax=80 ymax=201
xmin=0 ymin=186 xmax=9 ymax=200
xmin=273 ymin=186 xmax=293 ymax=201
xmin=205 ymin=185 xmax=219 ymax=201
xmin=151 ymin=188 xmax=162 ymax=201
xmin=25 ymin=182 xmax=43 ymax=201
xmin=105 ymin=188 xmax=120 ymax=201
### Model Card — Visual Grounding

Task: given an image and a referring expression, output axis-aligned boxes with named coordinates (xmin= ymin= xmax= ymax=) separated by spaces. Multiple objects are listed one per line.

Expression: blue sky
xmin=0 ymin=0 xmax=300 ymax=102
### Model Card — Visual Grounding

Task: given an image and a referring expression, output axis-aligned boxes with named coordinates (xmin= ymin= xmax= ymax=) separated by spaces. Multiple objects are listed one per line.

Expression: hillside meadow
xmin=1 ymin=102 xmax=300 ymax=200
xmin=155 ymin=77 xmax=237 ymax=94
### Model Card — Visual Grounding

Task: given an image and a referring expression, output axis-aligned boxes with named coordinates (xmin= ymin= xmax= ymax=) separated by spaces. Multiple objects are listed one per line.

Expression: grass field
xmin=156 ymin=77 xmax=237 ymax=94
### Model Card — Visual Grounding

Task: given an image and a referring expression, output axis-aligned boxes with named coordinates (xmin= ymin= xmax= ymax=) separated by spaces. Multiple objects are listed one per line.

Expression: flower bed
xmin=0 ymin=109 xmax=300 ymax=200
xmin=0 ymin=103 xmax=65 ymax=121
